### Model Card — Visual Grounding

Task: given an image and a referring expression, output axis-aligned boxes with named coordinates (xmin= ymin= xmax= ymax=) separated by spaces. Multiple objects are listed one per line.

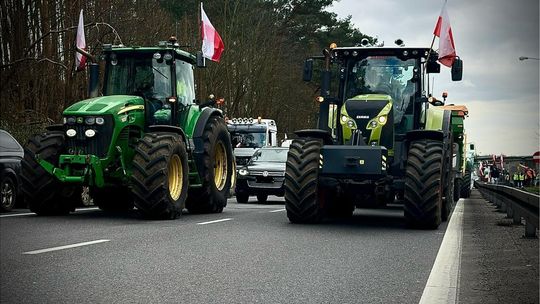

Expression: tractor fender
xmin=193 ymin=107 xmax=223 ymax=139
xmin=148 ymin=125 xmax=187 ymax=144
xmin=294 ymin=129 xmax=334 ymax=145
xmin=405 ymin=130 xmax=444 ymax=152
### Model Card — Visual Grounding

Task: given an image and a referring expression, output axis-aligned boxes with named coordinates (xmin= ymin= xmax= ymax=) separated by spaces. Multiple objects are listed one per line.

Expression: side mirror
xmin=303 ymin=59 xmax=313 ymax=82
xmin=451 ymin=57 xmax=463 ymax=81
xmin=196 ymin=51 xmax=206 ymax=68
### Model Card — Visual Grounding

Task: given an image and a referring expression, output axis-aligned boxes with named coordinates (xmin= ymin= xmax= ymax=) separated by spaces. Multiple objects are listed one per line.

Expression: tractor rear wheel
xmin=404 ymin=139 xmax=443 ymax=229
xmin=284 ymin=138 xmax=325 ymax=223
xmin=21 ymin=131 xmax=81 ymax=215
xmin=131 ymin=132 xmax=188 ymax=219
xmin=460 ymin=171 xmax=471 ymax=198
xmin=91 ymin=186 xmax=134 ymax=212
xmin=186 ymin=116 xmax=233 ymax=214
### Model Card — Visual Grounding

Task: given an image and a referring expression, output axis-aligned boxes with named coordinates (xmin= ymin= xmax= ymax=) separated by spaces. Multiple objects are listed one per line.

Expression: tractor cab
xmin=101 ymin=41 xmax=197 ymax=128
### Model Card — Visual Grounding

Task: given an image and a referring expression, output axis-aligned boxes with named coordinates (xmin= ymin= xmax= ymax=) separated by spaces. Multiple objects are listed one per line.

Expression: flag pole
xmin=197 ymin=2 xmax=202 ymax=102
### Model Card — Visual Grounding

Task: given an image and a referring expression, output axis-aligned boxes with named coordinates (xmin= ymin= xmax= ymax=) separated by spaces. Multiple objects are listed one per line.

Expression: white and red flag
xmin=433 ymin=1 xmax=456 ymax=67
xmin=75 ymin=9 xmax=87 ymax=71
xmin=201 ymin=3 xmax=224 ymax=62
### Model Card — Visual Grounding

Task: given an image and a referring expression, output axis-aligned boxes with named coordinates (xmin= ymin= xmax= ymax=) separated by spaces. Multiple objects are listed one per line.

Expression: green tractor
xmin=437 ymin=103 xmax=471 ymax=201
xmin=285 ymin=41 xmax=463 ymax=228
xmin=21 ymin=38 xmax=234 ymax=219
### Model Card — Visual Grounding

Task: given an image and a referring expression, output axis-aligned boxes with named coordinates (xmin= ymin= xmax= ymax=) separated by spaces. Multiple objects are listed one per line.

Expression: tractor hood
xmin=63 ymin=95 xmax=144 ymax=115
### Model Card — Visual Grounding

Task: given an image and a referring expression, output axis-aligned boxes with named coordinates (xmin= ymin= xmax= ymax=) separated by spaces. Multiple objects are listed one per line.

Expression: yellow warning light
xmin=317 ymin=96 xmax=325 ymax=103
xmin=258 ymin=116 xmax=262 ymax=123
xmin=329 ymin=43 xmax=337 ymax=49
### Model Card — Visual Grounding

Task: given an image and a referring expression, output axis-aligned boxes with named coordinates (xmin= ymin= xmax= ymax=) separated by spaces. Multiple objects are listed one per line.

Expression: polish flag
xmin=433 ymin=2 xmax=456 ymax=67
xmin=201 ymin=3 xmax=224 ymax=62
xmin=75 ymin=9 xmax=87 ymax=71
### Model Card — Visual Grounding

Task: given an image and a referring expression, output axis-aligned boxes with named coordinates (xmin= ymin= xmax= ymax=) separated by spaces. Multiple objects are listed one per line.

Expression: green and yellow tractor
xmin=285 ymin=41 xmax=463 ymax=228
xmin=21 ymin=38 xmax=234 ymax=219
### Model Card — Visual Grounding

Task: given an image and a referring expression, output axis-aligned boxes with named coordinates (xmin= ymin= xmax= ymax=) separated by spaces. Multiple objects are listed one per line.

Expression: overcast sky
xmin=328 ymin=0 xmax=539 ymax=156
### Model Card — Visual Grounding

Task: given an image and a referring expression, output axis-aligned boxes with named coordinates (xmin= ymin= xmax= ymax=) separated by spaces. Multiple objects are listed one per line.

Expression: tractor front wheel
xmin=404 ymin=139 xmax=443 ymax=229
xmin=461 ymin=170 xmax=471 ymax=198
xmin=131 ymin=133 xmax=188 ymax=219
xmin=21 ymin=131 xmax=81 ymax=215
xmin=284 ymin=138 xmax=325 ymax=223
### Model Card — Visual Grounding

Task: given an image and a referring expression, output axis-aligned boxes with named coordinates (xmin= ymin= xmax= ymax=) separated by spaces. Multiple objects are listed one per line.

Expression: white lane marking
xmin=23 ymin=239 xmax=110 ymax=255
xmin=0 ymin=207 xmax=100 ymax=218
xmin=197 ymin=218 xmax=233 ymax=225
xmin=419 ymin=199 xmax=464 ymax=304
xmin=269 ymin=208 xmax=286 ymax=213
xmin=0 ymin=212 xmax=36 ymax=218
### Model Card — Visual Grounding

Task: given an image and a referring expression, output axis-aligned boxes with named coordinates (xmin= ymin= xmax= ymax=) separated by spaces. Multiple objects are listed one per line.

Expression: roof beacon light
xmin=330 ymin=43 xmax=337 ymax=49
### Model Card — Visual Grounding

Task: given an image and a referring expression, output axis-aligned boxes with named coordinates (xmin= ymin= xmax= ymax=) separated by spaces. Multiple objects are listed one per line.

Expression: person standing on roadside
xmin=490 ymin=165 xmax=500 ymax=184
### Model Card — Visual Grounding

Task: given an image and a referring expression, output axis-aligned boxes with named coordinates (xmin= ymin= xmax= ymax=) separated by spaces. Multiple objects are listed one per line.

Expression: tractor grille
xmin=345 ymin=99 xmax=388 ymax=144
xmin=64 ymin=116 xmax=114 ymax=158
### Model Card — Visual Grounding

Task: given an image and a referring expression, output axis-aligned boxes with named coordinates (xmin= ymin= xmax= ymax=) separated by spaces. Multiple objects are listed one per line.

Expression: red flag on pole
xmin=433 ymin=2 xmax=456 ymax=67
xmin=201 ymin=3 xmax=224 ymax=62
xmin=75 ymin=9 xmax=87 ymax=71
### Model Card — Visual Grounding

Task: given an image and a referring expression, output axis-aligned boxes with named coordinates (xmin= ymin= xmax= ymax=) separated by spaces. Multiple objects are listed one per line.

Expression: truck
xmin=21 ymin=37 xmax=234 ymax=219
xmin=284 ymin=40 xmax=463 ymax=228
xmin=227 ymin=117 xmax=278 ymax=166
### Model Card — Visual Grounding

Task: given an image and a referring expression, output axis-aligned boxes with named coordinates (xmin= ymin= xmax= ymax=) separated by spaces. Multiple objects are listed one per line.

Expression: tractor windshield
xmin=346 ymin=56 xmax=416 ymax=122
xmin=104 ymin=54 xmax=172 ymax=101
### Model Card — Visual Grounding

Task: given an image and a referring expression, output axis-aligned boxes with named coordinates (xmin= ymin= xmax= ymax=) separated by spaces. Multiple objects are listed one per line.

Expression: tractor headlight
xmin=95 ymin=117 xmax=105 ymax=125
xmin=65 ymin=116 xmax=76 ymax=125
xmin=377 ymin=115 xmax=387 ymax=125
xmin=369 ymin=120 xmax=378 ymax=128
xmin=84 ymin=116 xmax=96 ymax=125
xmin=239 ymin=169 xmax=249 ymax=176
xmin=84 ymin=129 xmax=96 ymax=138
xmin=66 ymin=129 xmax=77 ymax=137
xmin=347 ymin=120 xmax=355 ymax=128
xmin=341 ymin=115 xmax=348 ymax=123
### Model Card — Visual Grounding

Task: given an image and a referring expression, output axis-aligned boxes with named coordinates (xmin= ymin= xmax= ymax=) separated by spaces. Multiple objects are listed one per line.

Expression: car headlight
xmin=84 ymin=129 xmax=96 ymax=138
xmin=239 ymin=169 xmax=249 ymax=176
xmin=66 ymin=129 xmax=77 ymax=137
xmin=85 ymin=117 xmax=96 ymax=125
xmin=95 ymin=117 xmax=105 ymax=125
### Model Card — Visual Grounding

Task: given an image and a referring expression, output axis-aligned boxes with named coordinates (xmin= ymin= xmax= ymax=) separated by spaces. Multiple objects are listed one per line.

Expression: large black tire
xmin=186 ymin=116 xmax=233 ymax=214
xmin=404 ymin=139 xmax=443 ymax=229
xmin=284 ymin=138 xmax=325 ymax=223
xmin=21 ymin=131 xmax=81 ymax=215
xmin=460 ymin=171 xmax=471 ymax=198
xmin=131 ymin=132 xmax=188 ymax=219
xmin=454 ymin=178 xmax=462 ymax=202
xmin=91 ymin=186 xmax=134 ymax=212
xmin=0 ymin=176 xmax=17 ymax=212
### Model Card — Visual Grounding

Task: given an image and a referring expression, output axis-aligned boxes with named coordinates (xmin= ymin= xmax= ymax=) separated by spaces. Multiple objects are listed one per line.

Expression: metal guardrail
xmin=475 ymin=181 xmax=539 ymax=237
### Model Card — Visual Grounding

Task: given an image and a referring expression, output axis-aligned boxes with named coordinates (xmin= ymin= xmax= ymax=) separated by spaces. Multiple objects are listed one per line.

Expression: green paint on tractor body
xmin=36 ymin=43 xmax=214 ymax=189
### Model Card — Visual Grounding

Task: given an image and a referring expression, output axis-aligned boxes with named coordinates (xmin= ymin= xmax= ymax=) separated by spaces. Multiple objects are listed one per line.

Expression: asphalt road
xmin=0 ymin=196 xmax=448 ymax=304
